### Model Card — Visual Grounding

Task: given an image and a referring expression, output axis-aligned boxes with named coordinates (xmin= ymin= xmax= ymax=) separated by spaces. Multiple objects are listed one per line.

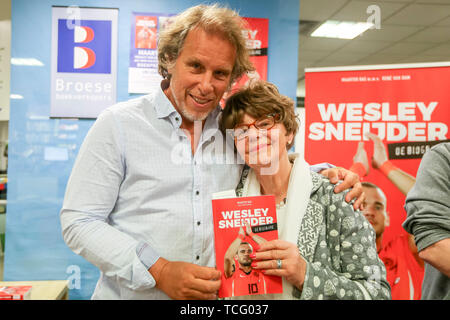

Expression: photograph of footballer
xmin=223 ymin=222 xmax=269 ymax=297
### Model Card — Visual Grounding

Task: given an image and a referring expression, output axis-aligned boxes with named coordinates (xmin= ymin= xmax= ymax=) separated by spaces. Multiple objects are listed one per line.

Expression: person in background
xmin=403 ymin=142 xmax=450 ymax=300
xmin=219 ymin=80 xmax=390 ymax=300
xmin=351 ymin=132 xmax=424 ymax=300
xmin=61 ymin=4 xmax=365 ymax=300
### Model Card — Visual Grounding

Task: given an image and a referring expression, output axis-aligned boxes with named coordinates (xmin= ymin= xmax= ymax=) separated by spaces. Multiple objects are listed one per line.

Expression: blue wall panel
xmin=6 ymin=0 xmax=299 ymax=299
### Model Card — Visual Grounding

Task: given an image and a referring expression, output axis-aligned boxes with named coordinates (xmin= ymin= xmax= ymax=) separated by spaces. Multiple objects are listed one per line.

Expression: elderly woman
xmin=218 ymin=80 xmax=391 ymax=300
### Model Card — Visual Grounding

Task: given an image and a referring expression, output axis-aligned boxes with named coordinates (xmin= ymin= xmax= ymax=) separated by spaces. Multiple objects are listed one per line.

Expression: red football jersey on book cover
xmin=212 ymin=195 xmax=283 ymax=298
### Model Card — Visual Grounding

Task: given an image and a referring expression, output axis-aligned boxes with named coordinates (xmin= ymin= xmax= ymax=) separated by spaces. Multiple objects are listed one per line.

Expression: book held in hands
xmin=212 ymin=194 xmax=283 ymax=298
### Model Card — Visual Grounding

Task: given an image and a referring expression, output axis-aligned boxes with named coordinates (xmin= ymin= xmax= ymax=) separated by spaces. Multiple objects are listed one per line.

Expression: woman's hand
xmin=251 ymin=239 xmax=307 ymax=291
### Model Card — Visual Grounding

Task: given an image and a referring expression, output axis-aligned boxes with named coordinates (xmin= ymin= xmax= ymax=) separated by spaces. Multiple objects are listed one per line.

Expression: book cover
xmin=212 ymin=194 xmax=283 ymax=298
xmin=0 ymin=286 xmax=32 ymax=300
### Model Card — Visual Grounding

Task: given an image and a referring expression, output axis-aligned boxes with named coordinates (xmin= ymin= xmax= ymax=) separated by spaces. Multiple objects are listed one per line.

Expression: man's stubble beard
xmin=170 ymin=85 xmax=211 ymax=123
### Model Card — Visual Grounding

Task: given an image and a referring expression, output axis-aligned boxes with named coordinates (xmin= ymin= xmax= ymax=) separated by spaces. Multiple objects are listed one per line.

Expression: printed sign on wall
xmin=220 ymin=17 xmax=269 ymax=107
xmin=50 ymin=6 xmax=118 ymax=118
xmin=229 ymin=17 xmax=269 ymax=94
xmin=241 ymin=18 xmax=268 ymax=83
xmin=128 ymin=12 xmax=172 ymax=94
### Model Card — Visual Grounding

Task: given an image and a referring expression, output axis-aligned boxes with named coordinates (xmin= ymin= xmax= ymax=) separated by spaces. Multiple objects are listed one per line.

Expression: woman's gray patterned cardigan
xmin=292 ymin=172 xmax=391 ymax=299
xmin=237 ymin=166 xmax=392 ymax=300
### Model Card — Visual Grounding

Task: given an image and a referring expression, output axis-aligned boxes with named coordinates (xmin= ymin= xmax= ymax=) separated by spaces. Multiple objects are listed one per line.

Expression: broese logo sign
xmin=57 ymin=19 xmax=111 ymax=74
xmin=51 ymin=7 xmax=117 ymax=118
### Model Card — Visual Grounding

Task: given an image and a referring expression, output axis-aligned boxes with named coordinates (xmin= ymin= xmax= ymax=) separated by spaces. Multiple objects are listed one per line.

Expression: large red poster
xmin=305 ymin=63 xmax=450 ymax=246
xmin=223 ymin=17 xmax=268 ymax=102
xmin=237 ymin=17 xmax=269 ymax=87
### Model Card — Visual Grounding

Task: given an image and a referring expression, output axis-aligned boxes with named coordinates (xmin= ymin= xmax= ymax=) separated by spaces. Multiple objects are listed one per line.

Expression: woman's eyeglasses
xmin=232 ymin=113 xmax=280 ymax=140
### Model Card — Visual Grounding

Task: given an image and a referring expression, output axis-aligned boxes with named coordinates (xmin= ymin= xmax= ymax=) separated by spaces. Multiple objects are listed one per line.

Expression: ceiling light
xmin=10 ymin=94 xmax=24 ymax=99
xmin=11 ymin=58 xmax=45 ymax=66
xmin=310 ymin=20 xmax=374 ymax=39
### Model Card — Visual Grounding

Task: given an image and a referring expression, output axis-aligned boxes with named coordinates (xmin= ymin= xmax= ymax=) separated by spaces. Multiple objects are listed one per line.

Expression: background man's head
xmin=362 ymin=182 xmax=390 ymax=237
xmin=236 ymin=242 xmax=253 ymax=267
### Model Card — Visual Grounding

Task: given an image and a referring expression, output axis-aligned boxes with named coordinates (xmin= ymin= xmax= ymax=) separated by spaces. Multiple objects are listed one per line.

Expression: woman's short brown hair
xmin=220 ymin=80 xmax=299 ymax=149
xmin=158 ymin=4 xmax=254 ymax=84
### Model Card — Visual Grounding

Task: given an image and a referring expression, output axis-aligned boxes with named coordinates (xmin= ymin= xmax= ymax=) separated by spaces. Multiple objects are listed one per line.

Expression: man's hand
xmin=320 ymin=167 xmax=365 ymax=210
xmin=365 ymin=132 xmax=388 ymax=168
xmin=149 ymin=257 xmax=221 ymax=300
